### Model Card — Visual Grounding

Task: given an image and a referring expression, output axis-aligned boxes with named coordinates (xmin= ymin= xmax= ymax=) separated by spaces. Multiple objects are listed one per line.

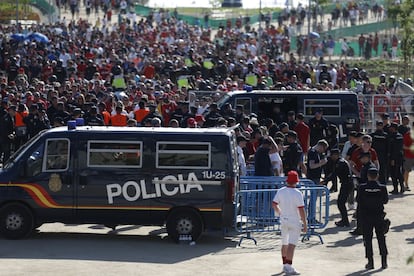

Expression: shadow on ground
xmin=0 ymin=226 xmax=237 ymax=264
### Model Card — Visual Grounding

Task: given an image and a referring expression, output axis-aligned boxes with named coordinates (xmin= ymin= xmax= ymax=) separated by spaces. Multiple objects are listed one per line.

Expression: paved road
xmin=0 ymin=178 xmax=413 ymax=275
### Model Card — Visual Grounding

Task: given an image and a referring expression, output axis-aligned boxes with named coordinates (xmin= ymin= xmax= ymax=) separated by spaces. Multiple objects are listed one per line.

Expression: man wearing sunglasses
xmin=349 ymin=134 xmax=379 ymax=236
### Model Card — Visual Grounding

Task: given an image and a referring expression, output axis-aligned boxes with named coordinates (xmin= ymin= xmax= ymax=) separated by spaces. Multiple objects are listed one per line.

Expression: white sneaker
xmin=283 ymin=264 xmax=290 ymax=273
xmin=287 ymin=266 xmax=301 ymax=275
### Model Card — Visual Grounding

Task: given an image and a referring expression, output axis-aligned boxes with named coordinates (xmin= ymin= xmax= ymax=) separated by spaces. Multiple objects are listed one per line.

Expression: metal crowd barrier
xmin=240 ymin=176 xmax=316 ymax=190
xmin=235 ymin=182 xmax=330 ymax=246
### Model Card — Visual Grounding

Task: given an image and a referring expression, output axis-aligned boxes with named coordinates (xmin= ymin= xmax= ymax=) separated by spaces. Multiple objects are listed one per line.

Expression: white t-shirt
xmin=237 ymin=145 xmax=247 ymax=176
xmin=273 ymin=186 xmax=304 ymax=222
xmin=269 ymin=152 xmax=282 ymax=172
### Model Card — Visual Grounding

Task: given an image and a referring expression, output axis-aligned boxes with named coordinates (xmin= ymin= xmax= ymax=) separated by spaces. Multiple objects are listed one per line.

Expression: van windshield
xmin=216 ymin=93 xmax=231 ymax=108
xmin=2 ymin=131 xmax=44 ymax=170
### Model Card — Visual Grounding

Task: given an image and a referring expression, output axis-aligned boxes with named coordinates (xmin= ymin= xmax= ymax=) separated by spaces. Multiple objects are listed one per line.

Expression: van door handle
xmin=60 ymin=173 xmax=72 ymax=188
xmin=79 ymin=175 xmax=88 ymax=187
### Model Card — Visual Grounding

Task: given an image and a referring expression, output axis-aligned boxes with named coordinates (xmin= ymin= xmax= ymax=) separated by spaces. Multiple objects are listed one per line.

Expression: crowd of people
xmin=242 ymin=110 xmax=405 ymax=271
xmin=0 ymin=0 xmax=410 ymax=272
xmin=237 ymin=109 xmax=412 ymax=195
xmin=0 ymin=0 xmax=410 ymax=160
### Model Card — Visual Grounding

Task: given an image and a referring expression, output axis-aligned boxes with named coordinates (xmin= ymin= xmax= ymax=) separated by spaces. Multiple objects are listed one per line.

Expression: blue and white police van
xmin=0 ymin=126 xmax=239 ymax=242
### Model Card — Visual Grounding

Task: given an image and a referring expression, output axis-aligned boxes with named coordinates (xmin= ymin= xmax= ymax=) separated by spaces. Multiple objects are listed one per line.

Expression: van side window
xmin=235 ymin=98 xmax=252 ymax=115
xmin=87 ymin=141 xmax=142 ymax=168
xmin=43 ymin=139 xmax=70 ymax=172
xmin=304 ymin=99 xmax=341 ymax=117
xmin=156 ymin=142 xmax=211 ymax=169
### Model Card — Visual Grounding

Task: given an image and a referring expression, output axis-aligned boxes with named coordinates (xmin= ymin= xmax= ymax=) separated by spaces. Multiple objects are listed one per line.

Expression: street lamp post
xmin=258 ymin=0 xmax=262 ymax=56
xmin=306 ymin=0 xmax=312 ymax=62
xmin=49 ymin=0 xmax=52 ymax=23
xmin=16 ymin=0 xmax=19 ymax=25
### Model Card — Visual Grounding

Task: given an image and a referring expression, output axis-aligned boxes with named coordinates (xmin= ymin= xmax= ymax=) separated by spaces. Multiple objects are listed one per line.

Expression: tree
xmin=386 ymin=0 xmax=414 ymax=77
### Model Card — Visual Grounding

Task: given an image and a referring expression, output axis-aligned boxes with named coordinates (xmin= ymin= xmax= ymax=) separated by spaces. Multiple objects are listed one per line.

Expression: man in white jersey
xmin=272 ymin=171 xmax=307 ymax=275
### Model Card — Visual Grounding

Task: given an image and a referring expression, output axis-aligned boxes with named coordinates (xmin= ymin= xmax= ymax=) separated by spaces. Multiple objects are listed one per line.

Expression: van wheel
xmin=0 ymin=203 xmax=34 ymax=239
xmin=166 ymin=209 xmax=203 ymax=243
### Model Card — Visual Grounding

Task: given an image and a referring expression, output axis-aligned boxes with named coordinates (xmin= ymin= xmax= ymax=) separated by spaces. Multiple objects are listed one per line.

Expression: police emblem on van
xmin=48 ymin=173 xmax=63 ymax=192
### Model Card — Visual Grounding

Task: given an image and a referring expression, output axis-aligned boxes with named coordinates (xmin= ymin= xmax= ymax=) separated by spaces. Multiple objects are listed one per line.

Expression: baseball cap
xmin=296 ymin=113 xmax=304 ymax=120
xmin=286 ymin=171 xmax=300 ymax=184
xmin=195 ymin=115 xmax=205 ymax=122
xmin=286 ymin=130 xmax=297 ymax=138
xmin=279 ymin=122 xmax=289 ymax=130
xmin=187 ymin=117 xmax=197 ymax=126
xmin=237 ymin=135 xmax=250 ymax=143
xmin=390 ymin=122 xmax=399 ymax=129
xmin=368 ymin=167 xmax=379 ymax=175
xmin=330 ymin=148 xmax=340 ymax=155
xmin=249 ymin=117 xmax=259 ymax=126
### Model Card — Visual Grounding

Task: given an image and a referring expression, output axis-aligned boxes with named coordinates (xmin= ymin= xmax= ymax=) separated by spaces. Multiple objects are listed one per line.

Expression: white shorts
xmin=280 ymin=217 xmax=302 ymax=245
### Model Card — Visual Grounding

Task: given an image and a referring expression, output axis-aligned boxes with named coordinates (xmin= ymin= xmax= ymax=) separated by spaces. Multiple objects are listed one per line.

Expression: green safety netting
xmin=30 ymin=0 xmax=55 ymax=15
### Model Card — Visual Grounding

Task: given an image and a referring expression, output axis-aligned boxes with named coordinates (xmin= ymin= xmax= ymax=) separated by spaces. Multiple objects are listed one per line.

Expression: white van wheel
xmin=0 ymin=203 xmax=34 ymax=239
xmin=166 ymin=209 xmax=203 ymax=243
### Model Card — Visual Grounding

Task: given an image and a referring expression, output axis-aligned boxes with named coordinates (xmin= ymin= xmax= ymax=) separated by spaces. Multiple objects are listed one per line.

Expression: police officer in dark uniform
xmin=323 ymin=151 xmax=338 ymax=192
xmin=85 ymin=106 xmax=104 ymax=126
xmin=358 ymin=167 xmax=389 ymax=270
xmin=24 ymin=104 xmax=50 ymax=139
xmin=308 ymin=109 xmax=329 ymax=147
xmin=321 ymin=149 xmax=353 ymax=227
xmin=398 ymin=115 xmax=410 ymax=135
xmin=7 ymin=57 xmax=19 ymax=82
xmin=351 ymin=151 xmax=375 ymax=236
xmin=382 ymin=113 xmax=391 ymax=134
xmin=283 ymin=131 xmax=304 ymax=175
xmin=0 ymin=105 xmax=16 ymax=163
xmin=318 ymin=64 xmax=332 ymax=83
xmin=204 ymin=103 xmax=223 ymax=127
xmin=388 ymin=122 xmax=404 ymax=194
xmin=142 ymin=103 xmax=164 ymax=126
xmin=326 ymin=123 xmax=339 ymax=149
xmin=359 ymin=152 xmax=375 ymax=184
xmin=370 ymin=121 xmax=388 ymax=184
xmin=254 ymin=137 xmax=273 ymax=176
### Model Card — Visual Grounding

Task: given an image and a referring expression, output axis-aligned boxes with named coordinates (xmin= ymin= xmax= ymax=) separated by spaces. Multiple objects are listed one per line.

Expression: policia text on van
xmin=0 ymin=126 xmax=239 ymax=242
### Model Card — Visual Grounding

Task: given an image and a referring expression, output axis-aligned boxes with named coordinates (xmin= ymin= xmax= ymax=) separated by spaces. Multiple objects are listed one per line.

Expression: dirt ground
xmin=0 ymin=174 xmax=413 ymax=276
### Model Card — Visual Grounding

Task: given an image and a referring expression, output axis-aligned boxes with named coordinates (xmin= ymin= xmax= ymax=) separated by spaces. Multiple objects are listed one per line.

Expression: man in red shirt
xmin=349 ymin=135 xmax=380 ymax=236
xmin=403 ymin=129 xmax=414 ymax=191
xmin=350 ymin=135 xmax=379 ymax=178
xmin=160 ymin=95 xmax=177 ymax=126
xmin=293 ymin=113 xmax=310 ymax=154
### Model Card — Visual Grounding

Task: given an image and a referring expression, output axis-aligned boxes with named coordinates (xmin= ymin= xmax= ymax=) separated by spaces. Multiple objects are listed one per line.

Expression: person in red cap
xmin=187 ymin=117 xmax=197 ymax=128
xmin=272 ymin=170 xmax=307 ymax=275
xmin=195 ymin=114 xmax=205 ymax=128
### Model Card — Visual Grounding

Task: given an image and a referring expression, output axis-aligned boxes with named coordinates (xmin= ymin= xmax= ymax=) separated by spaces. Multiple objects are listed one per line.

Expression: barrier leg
xmin=238 ymin=232 xmax=257 ymax=246
xmin=302 ymin=226 xmax=324 ymax=244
